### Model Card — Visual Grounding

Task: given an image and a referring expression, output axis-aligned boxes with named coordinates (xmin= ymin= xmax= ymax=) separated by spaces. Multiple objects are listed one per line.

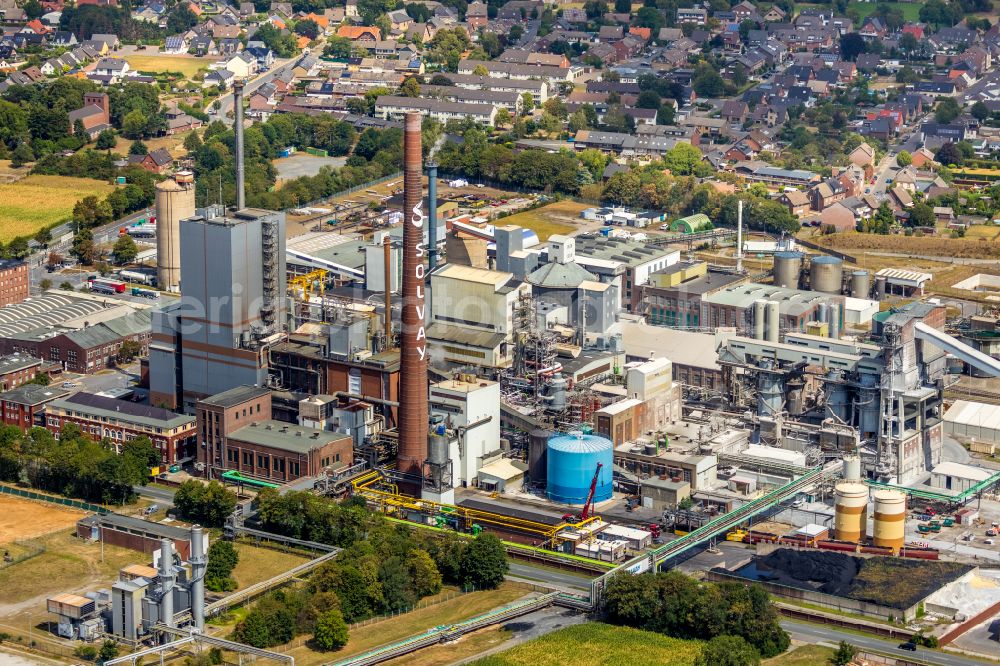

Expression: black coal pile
xmin=756 ymin=549 xmax=861 ymax=596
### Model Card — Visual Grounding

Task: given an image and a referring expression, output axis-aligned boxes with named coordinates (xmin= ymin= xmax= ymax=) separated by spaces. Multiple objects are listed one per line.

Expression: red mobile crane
xmin=581 ymin=462 xmax=603 ymax=520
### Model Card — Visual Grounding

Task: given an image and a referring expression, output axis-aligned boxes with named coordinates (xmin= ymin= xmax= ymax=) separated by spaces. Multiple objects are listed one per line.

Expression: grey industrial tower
xmin=148 ymin=207 xmax=287 ymax=413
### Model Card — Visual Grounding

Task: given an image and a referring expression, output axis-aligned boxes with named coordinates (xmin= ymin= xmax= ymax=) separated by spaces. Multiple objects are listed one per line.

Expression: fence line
xmin=302 ymin=171 xmax=403 ymax=209
xmin=0 ymin=539 xmax=45 ymax=571
xmin=0 ymin=484 xmax=110 ymax=514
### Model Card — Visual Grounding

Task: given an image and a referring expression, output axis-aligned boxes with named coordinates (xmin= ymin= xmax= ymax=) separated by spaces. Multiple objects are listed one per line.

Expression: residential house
xmin=820 ymin=202 xmax=857 ymax=231
xmin=190 ymin=34 xmax=216 ymax=55
xmin=848 ymin=142 xmax=876 ymax=169
xmin=859 ymin=17 xmax=887 ymax=40
xmin=245 ymin=45 xmax=274 ymax=68
xmin=910 ymin=147 xmax=937 ymax=169
xmin=164 ymin=107 xmax=203 ymax=135
xmin=762 ymin=5 xmax=785 ymax=22
xmin=721 ymin=100 xmax=749 ymax=125
xmin=810 ymin=177 xmax=847 ymax=211
xmin=51 ymin=31 xmax=77 ymax=46
xmin=466 ymin=1 xmax=488 ymax=29
xmin=221 ymin=51 xmax=256 ymax=78
xmin=203 ymin=68 xmax=234 ymax=88
xmin=163 ymin=35 xmax=188 ymax=53
xmin=129 ymin=147 xmax=173 ymax=173
xmin=676 ymin=7 xmax=706 ymax=24
xmin=732 ymin=0 xmax=758 ymax=21
xmin=92 ymin=57 xmax=128 ymax=81
xmin=780 ymin=190 xmax=811 ymax=217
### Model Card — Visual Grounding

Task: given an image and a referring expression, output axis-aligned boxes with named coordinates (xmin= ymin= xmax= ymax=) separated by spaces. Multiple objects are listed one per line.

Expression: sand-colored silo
xmin=873 ymin=489 xmax=906 ymax=553
xmin=444 ymin=230 xmax=487 ymax=268
xmin=834 ymin=482 xmax=868 ymax=542
xmin=155 ymin=171 xmax=196 ymax=292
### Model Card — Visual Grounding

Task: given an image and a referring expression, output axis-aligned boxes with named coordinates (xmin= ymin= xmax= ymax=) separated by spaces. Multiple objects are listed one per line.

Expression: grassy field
xmin=124 ymin=54 xmax=218 ymax=78
xmin=467 ymin=623 xmax=703 ymax=666
xmin=817 ymin=230 xmax=1000 ymax=260
xmin=847 ymin=1 xmax=922 ymax=21
xmin=230 ymin=542 xmax=311 ymax=589
xmin=496 ymin=200 xmax=587 ymax=241
xmin=0 ymin=175 xmax=116 ymax=243
xmin=285 ymin=582 xmax=534 ymax=666
xmin=763 ymin=644 xmax=836 ymax=665
xmin=110 ymin=131 xmax=193 ymax=158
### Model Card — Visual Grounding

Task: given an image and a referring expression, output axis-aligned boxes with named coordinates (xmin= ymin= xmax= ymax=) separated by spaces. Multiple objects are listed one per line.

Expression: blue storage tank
xmin=546 ymin=433 xmax=613 ymax=504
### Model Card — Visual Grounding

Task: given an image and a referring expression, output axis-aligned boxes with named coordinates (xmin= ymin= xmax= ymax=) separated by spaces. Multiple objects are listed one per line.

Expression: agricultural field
xmin=468 ymin=623 xmax=703 ymax=666
xmin=0 ymin=495 xmax=86 ymax=543
xmin=124 ymin=54 xmax=218 ymax=78
xmin=495 ymin=200 xmax=588 ymax=241
xmin=847 ymin=1 xmax=922 ymax=21
xmin=815 ymin=230 xmax=1000 ymax=260
xmin=0 ymin=175 xmax=116 ymax=243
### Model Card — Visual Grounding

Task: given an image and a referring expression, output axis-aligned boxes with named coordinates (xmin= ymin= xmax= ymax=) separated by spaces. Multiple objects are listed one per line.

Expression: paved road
xmin=507 ymin=562 xmax=593 ymax=591
xmin=211 ymin=56 xmax=300 ymax=122
xmin=134 ymin=484 xmax=177 ymax=507
xmin=782 ymin=619 xmax=994 ymax=666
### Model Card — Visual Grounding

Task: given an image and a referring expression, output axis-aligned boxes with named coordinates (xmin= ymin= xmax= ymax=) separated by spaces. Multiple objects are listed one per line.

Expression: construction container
xmin=810 ymin=255 xmax=844 ymax=294
xmin=546 ymin=432 xmax=613 ymax=505
xmin=873 ymin=489 xmax=907 ymax=553
xmin=834 ymin=482 xmax=868 ymax=542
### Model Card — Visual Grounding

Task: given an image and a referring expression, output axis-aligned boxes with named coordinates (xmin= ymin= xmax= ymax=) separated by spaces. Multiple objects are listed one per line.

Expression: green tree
xmin=112 ymin=234 xmax=138 ymax=265
xmin=408 ymin=549 xmax=442 ymax=597
xmin=324 ymin=35 xmax=354 ymax=58
xmin=898 ymin=32 xmax=919 ymax=56
xmin=11 ymin=142 xmax=34 ymax=168
xmin=460 ymin=534 xmax=508 ymax=590
xmin=313 ymin=609 xmax=349 ymax=650
xmin=637 ymin=90 xmax=661 ymax=109
xmin=233 ymin=609 xmax=271 ymax=648
xmin=294 ymin=18 xmax=321 ymax=40
xmin=98 ymin=639 xmax=119 ymax=663
xmin=128 ymin=139 xmax=148 ymax=155
xmin=166 ymin=4 xmax=198 ymax=33
xmin=896 ymin=150 xmax=912 ymax=167
xmin=695 ymin=635 xmax=760 ymax=666
xmin=206 ymin=540 xmax=240 ymax=592
xmin=839 ymin=32 xmax=866 ymax=61
xmin=908 ymin=202 xmax=935 ymax=227
xmin=935 ymin=97 xmax=961 ymax=123
xmin=96 ymin=129 xmax=117 ymax=150
xmin=936 ymin=141 xmax=963 ymax=167
xmin=692 ymin=62 xmax=725 ymax=97
xmin=657 ymin=104 xmax=675 ymax=125
xmin=971 ymin=100 xmax=990 ymax=122
xmin=398 ymin=76 xmax=421 ymax=97
xmin=122 ymin=109 xmax=148 ymax=139
xmin=39 ymin=278 xmax=53 ymax=291
xmin=520 ymin=92 xmax=535 ymax=114
xmin=173 ymin=480 xmax=237 ymax=526
xmin=829 ymin=641 xmax=858 ymax=666
xmin=472 ymin=64 xmax=489 ymax=76
xmin=60 ymin=281 xmax=75 ymax=290
xmin=495 ymin=107 xmax=512 ymax=128
xmin=663 ymin=142 xmax=704 ymax=176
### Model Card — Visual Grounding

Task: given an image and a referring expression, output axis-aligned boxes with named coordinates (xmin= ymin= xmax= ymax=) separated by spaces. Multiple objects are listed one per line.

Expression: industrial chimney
xmin=427 ymin=161 xmax=438 ymax=270
xmin=158 ymin=538 xmax=175 ymax=628
xmin=189 ymin=525 xmax=206 ymax=631
xmin=736 ymin=199 xmax=744 ymax=274
xmin=233 ymin=81 xmax=246 ymax=210
xmin=397 ymin=113 xmax=429 ymax=487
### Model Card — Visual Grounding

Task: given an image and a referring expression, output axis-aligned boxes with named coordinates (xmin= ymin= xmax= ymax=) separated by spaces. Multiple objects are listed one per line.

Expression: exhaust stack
xmin=233 ymin=81 xmax=245 ymax=210
xmin=158 ymin=538 xmax=175 ymax=628
xmin=427 ymin=161 xmax=438 ymax=270
xmin=383 ymin=234 xmax=392 ymax=346
xmin=736 ymin=199 xmax=744 ymax=274
xmin=189 ymin=525 xmax=206 ymax=631
xmin=398 ymin=113 xmax=429 ymax=484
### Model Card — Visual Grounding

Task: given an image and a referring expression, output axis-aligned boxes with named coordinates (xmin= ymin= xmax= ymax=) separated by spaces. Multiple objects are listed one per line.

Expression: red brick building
xmin=45 ymin=392 xmax=196 ymax=465
xmin=0 ymin=353 xmax=42 ymax=390
xmin=223 ymin=420 xmax=352 ymax=482
xmin=0 ymin=384 xmax=69 ymax=431
xmin=0 ymin=260 xmax=29 ymax=307
xmin=196 ymin=385 xmax=272 ymax=476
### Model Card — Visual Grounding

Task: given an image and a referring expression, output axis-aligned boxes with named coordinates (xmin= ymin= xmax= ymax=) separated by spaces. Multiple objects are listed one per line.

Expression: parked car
xmin=898 ymin=642 xmax=917 ymax=651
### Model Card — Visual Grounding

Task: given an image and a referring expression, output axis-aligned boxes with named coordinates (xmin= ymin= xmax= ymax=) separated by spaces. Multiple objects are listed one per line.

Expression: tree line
xmin=0 ymin=424 xmax=158 ymax=505
xmin=232 ymin=490 xmax=508 ymax=651
xmin=603 ymin=571 xmax=790 ymax=664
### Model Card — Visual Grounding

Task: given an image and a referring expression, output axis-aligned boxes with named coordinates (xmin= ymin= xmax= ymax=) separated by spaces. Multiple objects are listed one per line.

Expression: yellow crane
xmin=289 ymin=269 xmax=328 ymax=300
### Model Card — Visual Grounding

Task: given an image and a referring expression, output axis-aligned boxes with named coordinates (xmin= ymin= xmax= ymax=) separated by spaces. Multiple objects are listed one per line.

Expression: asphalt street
xmin=782 ymin=619 xmax=994 ymax=666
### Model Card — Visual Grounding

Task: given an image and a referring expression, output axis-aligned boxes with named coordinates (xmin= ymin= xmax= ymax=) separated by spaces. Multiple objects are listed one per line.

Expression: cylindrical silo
xmin=817 ymin=302 xmax=829 ymax=324
xmin=445 ymin=230 xmax=488 ymax=268
xmin=155 ymin=171 xmax=195 ymax=293
xmin=753 ymin=299 xmax=766 ymax=340
xmin=428 ymin=431 xmax=449 ymax=464
xmin=546 ymin=432 xmax=614 ymax=504
xmin=843 ymin=454 xmax=861 ymax=482
xmin=850 ymin=270 xmax=870 ymax=299
xmin=810 ymin=256 xmax=843 ymax=294
xmin=773 ymin=251 xmax=803 ymax=289
xmin=834 ymin=482 xmax=868 ymax=542
xmin=873 ymin=489 xmax=906 ymax=553
xmin=766 ymin=300 xmax=780 ymax=342
xmin=829 ymin=301 xmax=840 ymax=339
xmin=529 ymin=429 xmax=551 ymax=486
xmin=875 ymin=276 xmax=887 ymax=300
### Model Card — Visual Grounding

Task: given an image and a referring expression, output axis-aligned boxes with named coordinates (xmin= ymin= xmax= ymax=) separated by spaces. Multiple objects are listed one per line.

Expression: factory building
xmin=149 ymin=207 xmax=287 ymax=412
xmin=637 ymin=262 xmax=747 ymax=328
xmin=195 ymin=385 xmax=271 ymax=477
xmin=427 ymin=264 xmax=530 ymax=369
xmin=221 ymin=419 xmax=353 ymax=482
xmin=429 ymin=376 xmax=501 ymax=488
xmin=618 ymin=321 xmax=724 ymax=392
xmin=0 ymin=384 xmax=69 ymax=430
xmin=702 ymin=283 xmax=845 ymax=334
xmin=0 ymin=259 xmax=30 ymax=307
xmin=0 ymin=353 xmax=43 ymax=390
xmin=0 ymin=293 xmax=153 ymax=374
xmin=45 ymin=393 xmax=196 ymax=465
xmin=560 ymin=235 xmax=680 ymax=313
